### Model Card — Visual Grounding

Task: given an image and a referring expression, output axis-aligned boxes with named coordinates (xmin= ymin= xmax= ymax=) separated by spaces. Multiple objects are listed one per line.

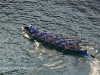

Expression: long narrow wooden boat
xmin=21 ymin=26 xmax=96 ymax=60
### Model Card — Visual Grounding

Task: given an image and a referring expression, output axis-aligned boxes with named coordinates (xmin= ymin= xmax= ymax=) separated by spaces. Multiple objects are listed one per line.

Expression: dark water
xmin=0 ymin=0 xmax=100 ymax=75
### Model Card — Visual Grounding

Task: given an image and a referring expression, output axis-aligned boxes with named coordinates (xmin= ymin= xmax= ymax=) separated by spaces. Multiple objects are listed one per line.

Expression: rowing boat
xmin=22 ymin=26 xmax=90 ymax=56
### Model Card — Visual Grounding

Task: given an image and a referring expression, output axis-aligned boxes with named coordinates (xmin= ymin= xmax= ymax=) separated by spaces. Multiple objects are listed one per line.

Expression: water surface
xmin=0 ymin=0 xmax=100 ymax=75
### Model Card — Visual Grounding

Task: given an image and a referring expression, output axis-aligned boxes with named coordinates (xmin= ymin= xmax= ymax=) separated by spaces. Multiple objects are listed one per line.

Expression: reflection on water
xmin=89 ymin=59 xmax=100 ymax=75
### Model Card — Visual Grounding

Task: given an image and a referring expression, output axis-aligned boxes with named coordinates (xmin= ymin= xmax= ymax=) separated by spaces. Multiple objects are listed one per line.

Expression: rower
xmin=56 ymin=39 xmax=61 ymax=45
xmin=44 ymin=34 xmax=48 ymax=41
xmin=34 ymin=28 xmax=39 ymax=36
xmin=53 ymin=35 xmax=59 ymax=44
xmin=37 ymin=32 xmax=43 ymax=38
xmin=67 ymin=40 xmax=73 ymax=46
xmin=64 ymin=42 xmax=68 ymax=48
xmin=31 ymin=28 xmax=36 ymax=34
xmin=50 ymin=36 xmax=54 ymax=43
xmin=41 ymin=32 xmax=47 ymax=40
xmin=48 ymin=33 xmax=52 ymax=37
xmin=60 ymin=39 xmax=65 ymax=43
xmin=42 ymin=30 xmax=46 ymax=35
xmin=61 ymin=41 xmax=67 ymax=48
xmin=53 ymin=35 xmax=58 ymax=40
xmin=67 ymin=40 xmax=73 ymax=49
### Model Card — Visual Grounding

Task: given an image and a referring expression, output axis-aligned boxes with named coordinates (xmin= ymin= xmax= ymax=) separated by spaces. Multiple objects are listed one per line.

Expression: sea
xmin=0 ymin=0 xmax=100 ymax=75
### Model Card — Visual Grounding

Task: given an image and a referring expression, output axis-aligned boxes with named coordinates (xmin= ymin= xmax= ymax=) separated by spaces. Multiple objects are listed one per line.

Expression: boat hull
xmin=22 ymin=26 xmax=88 ymax=57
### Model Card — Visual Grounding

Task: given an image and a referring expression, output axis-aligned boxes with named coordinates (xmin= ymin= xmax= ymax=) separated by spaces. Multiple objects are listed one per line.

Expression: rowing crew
xmin=29 ymin=24 xmax=80 ymax=50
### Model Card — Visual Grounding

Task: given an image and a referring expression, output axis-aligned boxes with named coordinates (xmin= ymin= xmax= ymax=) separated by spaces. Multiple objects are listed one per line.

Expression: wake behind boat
xmin=21 ymin=24 xmax=96 ymax=65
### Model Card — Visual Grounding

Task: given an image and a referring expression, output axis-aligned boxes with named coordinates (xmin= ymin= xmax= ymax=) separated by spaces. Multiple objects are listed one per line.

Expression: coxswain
xmin=76 ymin=39 xmax=80 ymax=50
xmin=29 ymin=24 xmax=33 ymax=32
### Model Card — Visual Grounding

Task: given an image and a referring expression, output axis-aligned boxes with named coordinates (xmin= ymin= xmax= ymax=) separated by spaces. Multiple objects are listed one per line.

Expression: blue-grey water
xmin=0 ymin=0 xmax=100 ymax=75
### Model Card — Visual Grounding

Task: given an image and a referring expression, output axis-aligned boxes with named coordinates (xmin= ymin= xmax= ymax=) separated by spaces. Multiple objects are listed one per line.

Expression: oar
xmin=62 ymin=48 xmax=68 ymax=53
xmin=57 ymin=48 xmax=68 ymax=57
xmin=53 ymin=44 xmax=60 ymax=49
xmin=46 ymin=43 xmax=53 ymax=47
xmin=34 ymin=36 xmax=47 ymax=45
xmin=33 ymin=35 xmax=54 ymax=48
xmin=41 ymin=39 xmax=47 ymax=45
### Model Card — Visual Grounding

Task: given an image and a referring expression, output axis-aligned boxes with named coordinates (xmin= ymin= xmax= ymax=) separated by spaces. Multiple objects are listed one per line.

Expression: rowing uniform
xmin=54 ymin=35 xmax=58 ymax=40
xmin=35 ymin=28 xmax=39 ymax=34
xmin=44 ymin=34 xmax=48 ymax=41
xmin=31 ymin=28 xmax=35 ymax=34
xmin=62 ymin=42 xmax=67 ymax=47
xmin=56 ymin=40 xmax=61 ymax=45
xmin=60 ymin=39 xmax=64 ymax=43
xmin=50 ymin=37 xmax=54 ymax=42
xmin=48 ymin=33 xmax=52 ymax=37
xmin=67 ymin=41 xmax=73 ymax=46
xmin=38 ymin=32 xmax=43 ymax=37
xmin=42 ymin=30 xmax=46 ymax=35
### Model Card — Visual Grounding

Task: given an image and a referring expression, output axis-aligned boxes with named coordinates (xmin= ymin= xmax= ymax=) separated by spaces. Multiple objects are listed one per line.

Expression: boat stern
xmin=21 ymin=26 xmax=32 ymax=39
